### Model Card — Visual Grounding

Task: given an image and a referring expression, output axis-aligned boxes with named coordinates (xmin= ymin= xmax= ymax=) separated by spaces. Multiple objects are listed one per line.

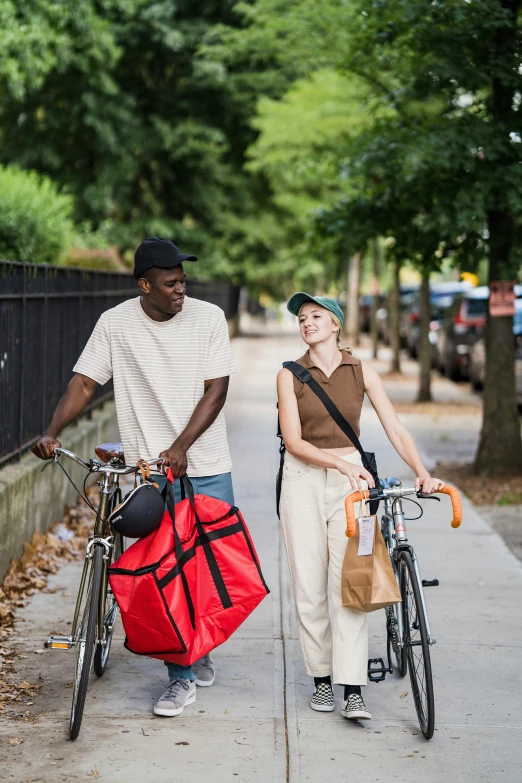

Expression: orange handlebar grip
xmin=344 ymin=490 xmax=370 ymax=537
xmin=438 ymin=485 xmax=463 ymax=528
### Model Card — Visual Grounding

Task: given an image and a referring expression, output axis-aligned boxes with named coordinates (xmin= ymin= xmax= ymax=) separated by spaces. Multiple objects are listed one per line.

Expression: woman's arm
xmin=361 ymin=363 xmax=444 ymax=494
xmin=277 ymin=369 xmax=374 ymax=490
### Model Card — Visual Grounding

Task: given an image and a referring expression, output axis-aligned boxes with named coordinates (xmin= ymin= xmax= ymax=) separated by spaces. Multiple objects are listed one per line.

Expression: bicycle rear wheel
xmin=70 ymin=545 xmax=103 ymax=741
xmin=399 ymin=549 xmax=435 ymax=740
xmin=93 ymin=533 xmax=122 ymax=677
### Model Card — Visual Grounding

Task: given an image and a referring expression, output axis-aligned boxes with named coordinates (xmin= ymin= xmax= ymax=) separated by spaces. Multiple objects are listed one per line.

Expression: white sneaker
xmin=310 ymin=682 xmax=335 ymax=712
xmin=153 ymin=678 xmax=196 ymax=717
xmin=341 ymin=693 xmax=372 ymax=720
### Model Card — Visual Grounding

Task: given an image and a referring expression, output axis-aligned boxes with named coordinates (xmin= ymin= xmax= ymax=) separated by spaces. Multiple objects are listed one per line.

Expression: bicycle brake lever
xmin=40 ymin=456 xmax=58 ymax=473
xmin=416 ymin=492 xmax=441 ymax=502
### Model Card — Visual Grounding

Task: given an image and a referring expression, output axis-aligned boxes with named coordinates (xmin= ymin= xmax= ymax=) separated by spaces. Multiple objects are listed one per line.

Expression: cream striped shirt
xmin=73 ymin=296 xmax=235 ymax=476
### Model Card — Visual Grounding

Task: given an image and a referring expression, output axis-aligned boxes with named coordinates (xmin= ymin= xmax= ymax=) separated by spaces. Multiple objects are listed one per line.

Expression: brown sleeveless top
xmin=292 ymin=349 xmax=365 ymax=448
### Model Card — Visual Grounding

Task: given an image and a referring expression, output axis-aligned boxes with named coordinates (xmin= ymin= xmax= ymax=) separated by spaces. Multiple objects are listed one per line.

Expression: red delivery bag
xmin=108 ymin=473 xmax=269 ymax=665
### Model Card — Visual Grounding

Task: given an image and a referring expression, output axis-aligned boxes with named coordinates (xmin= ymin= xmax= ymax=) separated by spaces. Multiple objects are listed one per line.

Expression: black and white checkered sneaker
xmin=341 ymin=693 xmax=372 ymax=720
xmin=310 ymin=682 xmax=335 ymax=712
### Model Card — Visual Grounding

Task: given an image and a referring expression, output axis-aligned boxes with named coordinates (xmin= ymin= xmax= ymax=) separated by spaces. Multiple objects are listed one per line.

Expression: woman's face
xmin=298 ymin=302 xmax=339 ymax=346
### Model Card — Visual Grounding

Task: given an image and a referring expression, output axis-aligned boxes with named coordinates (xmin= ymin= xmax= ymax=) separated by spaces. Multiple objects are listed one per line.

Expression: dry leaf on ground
xmin=0 ymin=491 xmax=96 ymax=712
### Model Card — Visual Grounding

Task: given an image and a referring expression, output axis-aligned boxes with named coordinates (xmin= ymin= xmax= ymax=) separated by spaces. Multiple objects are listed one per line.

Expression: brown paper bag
xmin=341 ymin=516 xmax=402 ymax=613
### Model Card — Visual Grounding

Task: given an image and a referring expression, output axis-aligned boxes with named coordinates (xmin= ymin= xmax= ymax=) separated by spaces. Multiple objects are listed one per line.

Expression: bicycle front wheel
xmin=399 ymin=549 xmax=435 ymax=740
xmin=93 ymin=533 xmax=122 ymax=677
xmin=70 ymin=545 xmax=103 ymax=741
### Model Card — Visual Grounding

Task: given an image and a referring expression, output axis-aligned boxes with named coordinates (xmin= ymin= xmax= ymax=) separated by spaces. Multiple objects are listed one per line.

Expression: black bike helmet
xmin=109 ymin=482 xmax=164 ymax=538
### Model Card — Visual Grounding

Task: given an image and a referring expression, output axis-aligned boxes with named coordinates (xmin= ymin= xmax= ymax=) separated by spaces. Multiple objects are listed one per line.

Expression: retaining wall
xmin=0 ymin=402 xmax=118 ymax=580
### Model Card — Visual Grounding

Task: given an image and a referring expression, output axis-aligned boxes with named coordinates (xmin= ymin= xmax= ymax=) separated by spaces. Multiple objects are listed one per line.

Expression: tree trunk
xmin=389 ymin=260 xmax=401 ymax=374
xmin=370 ymin=239 xmax=380 ymax=360
xmin=345 ymin=253 xmax=362 ymax=346
xmin=474 ymin=0 xmax=522 ymax=474
xmin=474 ymin=213 xmax=522 ymax=474
xmin=417 ymin=266 xmax=432 ymax=402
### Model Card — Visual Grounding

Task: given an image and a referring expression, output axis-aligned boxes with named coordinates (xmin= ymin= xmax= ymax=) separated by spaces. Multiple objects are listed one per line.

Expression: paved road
xmin=2 ymin=335 xmax=521 ymax=782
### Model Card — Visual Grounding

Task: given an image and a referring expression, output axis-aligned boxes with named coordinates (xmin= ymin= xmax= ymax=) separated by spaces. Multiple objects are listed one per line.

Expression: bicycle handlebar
xmin=344 ymin=484 xmax=463 ymax=538
xmin=53 ymin=447 xmax=164 ymax=475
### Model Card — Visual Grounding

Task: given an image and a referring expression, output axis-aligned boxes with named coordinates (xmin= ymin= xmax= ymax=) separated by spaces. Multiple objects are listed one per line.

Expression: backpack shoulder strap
xmin=282 ymin=360 xmax=367 ymax=462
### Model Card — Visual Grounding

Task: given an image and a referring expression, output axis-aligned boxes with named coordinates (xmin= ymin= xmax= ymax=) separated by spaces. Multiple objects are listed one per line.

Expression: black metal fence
xmin=0 ymin=260 xmax=240 ymax=467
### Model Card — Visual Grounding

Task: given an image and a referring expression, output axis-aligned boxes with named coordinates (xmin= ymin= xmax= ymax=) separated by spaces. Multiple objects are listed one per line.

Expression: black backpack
xmin=276 ymin=361 xmax=380 ymax=518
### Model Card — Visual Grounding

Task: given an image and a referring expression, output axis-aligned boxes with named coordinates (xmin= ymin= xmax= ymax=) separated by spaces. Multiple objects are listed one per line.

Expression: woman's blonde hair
xmin=298 ymin=303 xmax=343 ymax=347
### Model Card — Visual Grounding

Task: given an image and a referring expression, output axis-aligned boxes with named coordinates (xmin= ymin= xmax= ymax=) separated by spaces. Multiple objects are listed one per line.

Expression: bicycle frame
xmin=49 ymin=449 xmax=163 ymax=651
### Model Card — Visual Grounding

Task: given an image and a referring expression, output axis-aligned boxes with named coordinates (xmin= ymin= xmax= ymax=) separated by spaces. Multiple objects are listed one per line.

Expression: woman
xmin=277 ymin=292 xmax=444 ymax=721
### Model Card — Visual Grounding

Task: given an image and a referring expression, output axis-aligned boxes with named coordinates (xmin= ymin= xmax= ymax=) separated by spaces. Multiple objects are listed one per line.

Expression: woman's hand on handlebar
xmin=335 ymin=459 xmax=375 ymax=492
xmin=415 ymin=474 xmax=445 ymax=494
xmin=32 ymin=434 xmax=61 ymax=460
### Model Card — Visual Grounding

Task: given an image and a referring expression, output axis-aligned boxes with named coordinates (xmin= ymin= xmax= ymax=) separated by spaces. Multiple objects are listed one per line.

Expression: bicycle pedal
xmin=422 ymin=578 xmax=439 ymax=587
xmin=367 ymin=657 xmax=388 ymax=683
xmin=46 ymin=635 xmax=74 ymax=650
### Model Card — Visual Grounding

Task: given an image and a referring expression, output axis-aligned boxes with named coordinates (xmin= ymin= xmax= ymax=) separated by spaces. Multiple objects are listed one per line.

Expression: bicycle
xmin=44 ymin=443 xmax=163 ymax=740
xmin=344 ymin=477 xmax=462 ymax=740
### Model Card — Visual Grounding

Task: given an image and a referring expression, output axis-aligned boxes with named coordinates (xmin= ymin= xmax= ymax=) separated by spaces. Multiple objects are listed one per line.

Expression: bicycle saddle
xmin=95 ymin=442 xmax=125 ymax=463
xmin=380 ymin=476 xmax=402 ymax=489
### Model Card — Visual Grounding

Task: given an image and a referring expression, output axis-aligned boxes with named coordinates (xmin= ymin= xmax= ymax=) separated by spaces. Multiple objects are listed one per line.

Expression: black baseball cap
xmin=134 ymin=237 xmax=198 ymax=279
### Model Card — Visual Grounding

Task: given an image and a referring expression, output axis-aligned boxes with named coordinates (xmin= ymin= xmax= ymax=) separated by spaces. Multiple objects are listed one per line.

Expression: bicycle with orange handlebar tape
xmin=344 ymin=477 xmax=462 ymax=740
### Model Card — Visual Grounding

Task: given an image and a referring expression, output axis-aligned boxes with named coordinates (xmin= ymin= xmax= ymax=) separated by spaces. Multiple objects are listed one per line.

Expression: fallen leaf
xmin=400 ymin=691 xmax=409 ymax=699
xmin=90 ymin=772 xmax=99 ymax=778
xmin=9 ymin=738 xmax=23 ymax=745
xmin=224 ymin=709 xmax=229 ymax=714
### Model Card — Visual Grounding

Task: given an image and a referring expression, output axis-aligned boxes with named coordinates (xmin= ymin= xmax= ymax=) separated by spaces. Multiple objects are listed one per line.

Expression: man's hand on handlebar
xmin=32 ymin=434 xmax=61 ymax=460
xmin=415 ymin=474 xmax=445 ymax=495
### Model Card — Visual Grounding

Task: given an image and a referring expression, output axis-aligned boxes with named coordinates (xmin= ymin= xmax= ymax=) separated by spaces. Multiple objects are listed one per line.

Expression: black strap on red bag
xmin=164 ymin=475 xmax=233 ymax=614
xmin=277 ymin=361 xmax=380 ymax=516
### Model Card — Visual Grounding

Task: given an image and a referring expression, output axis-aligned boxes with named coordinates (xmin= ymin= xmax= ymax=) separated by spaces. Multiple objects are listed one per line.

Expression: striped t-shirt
xmin=73 ymin=296 xmax=236 ymax=476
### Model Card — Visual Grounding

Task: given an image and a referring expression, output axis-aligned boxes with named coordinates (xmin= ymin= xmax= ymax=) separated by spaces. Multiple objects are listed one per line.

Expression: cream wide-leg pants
xmin=279 ymin=451 xmax=369 ymax=685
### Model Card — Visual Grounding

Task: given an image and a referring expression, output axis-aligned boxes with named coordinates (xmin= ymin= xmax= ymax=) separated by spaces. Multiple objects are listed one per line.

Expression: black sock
xmin=314 ymin=675 xmax=332 ymax=688
xmin=344 ymin=684 xmax=361 ymax=700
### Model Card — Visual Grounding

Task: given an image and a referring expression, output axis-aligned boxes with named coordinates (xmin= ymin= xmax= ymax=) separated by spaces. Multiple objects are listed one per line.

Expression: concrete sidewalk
xmin=1 ymin=334 xmax=521 ymax=782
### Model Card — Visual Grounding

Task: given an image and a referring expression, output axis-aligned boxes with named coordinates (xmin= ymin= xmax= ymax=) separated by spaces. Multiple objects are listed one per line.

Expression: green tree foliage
xmin=0 ymin=165 xmax=74 ymax=264
xmin=0 ymin=0 xmax=289 ymax=276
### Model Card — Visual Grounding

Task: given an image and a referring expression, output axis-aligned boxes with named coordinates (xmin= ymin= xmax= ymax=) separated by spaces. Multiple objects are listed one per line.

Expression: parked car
xmin=358 ymin=294 xmax=385 ymax=334
xmin=376 ymin=285 xmax=419 ymax=346
xmin=404 ymin=281 xmax=473 ymax=360
xmin=435 ymin=286 xmax=489 ymax=380
xmin=469 ymin=298 xmax=522 ymax=395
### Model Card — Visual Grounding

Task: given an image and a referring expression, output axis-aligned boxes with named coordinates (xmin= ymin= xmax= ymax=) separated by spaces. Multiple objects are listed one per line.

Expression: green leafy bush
xmin=0 ymin=166 xmax=75 ymax=264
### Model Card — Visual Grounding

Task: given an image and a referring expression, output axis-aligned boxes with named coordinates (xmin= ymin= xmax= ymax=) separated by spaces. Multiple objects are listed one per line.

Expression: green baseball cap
xmin=287 ymin=292 xmax=345 ymax=326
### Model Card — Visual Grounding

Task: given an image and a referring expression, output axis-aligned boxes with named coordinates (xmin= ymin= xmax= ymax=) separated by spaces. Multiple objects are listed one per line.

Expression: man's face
xmin=139 ymin=265 xmax=187 ymax=315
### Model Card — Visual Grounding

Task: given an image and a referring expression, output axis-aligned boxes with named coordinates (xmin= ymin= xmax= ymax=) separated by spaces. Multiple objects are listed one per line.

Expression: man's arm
xmin=160 ymin=376 xmax=229 ymax=477
xmin=32 ymin=374 xmax=98 ymax=459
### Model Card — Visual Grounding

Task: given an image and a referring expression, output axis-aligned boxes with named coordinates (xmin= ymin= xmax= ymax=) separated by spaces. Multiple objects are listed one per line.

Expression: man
xmin=32 ymin=237 xmax=236 ymax=718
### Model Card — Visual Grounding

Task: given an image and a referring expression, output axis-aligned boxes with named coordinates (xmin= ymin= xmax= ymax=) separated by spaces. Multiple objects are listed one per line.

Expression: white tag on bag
xmin=357 ymin=516 xmax=376 ymax=556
